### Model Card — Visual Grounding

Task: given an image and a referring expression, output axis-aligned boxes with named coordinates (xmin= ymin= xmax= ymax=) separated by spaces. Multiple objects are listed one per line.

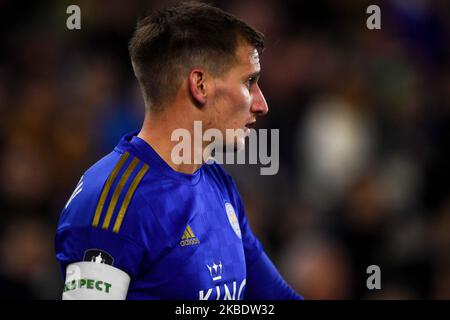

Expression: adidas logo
xmin=180 ymin=225 xmax=200 ymax=246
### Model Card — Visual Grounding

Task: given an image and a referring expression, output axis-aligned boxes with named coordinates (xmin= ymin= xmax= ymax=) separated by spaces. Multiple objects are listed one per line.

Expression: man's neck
xmin=137 ymin=111 xmax=204 ymax=175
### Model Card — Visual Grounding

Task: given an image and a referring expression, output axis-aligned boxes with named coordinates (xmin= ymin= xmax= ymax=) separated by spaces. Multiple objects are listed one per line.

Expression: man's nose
xmin=251 ymin=85 xmax=269 ymax=116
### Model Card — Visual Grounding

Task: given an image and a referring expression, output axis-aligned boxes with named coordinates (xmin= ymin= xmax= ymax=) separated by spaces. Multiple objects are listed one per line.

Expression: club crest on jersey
xmin=225 ymin=202 xmax=241 ymax=239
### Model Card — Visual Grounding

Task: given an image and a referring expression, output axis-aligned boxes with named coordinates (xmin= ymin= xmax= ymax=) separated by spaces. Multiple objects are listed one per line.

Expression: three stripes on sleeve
xmin=91 ymin=152 xmax=149 ymax=233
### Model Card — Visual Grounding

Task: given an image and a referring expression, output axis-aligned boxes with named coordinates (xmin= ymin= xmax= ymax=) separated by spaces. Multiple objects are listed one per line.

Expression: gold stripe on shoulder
xmin=102 ymin=157 xmax=140 ymax=230
xmin=92 ymin=152 xmax=130 ymax=227
xmin=112 ymin=164 xmax=149 ymax=233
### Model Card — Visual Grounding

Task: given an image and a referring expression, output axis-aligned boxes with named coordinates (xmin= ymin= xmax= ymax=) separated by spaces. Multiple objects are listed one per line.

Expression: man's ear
xmin=188 ymin=69 xmax=208 ymax=107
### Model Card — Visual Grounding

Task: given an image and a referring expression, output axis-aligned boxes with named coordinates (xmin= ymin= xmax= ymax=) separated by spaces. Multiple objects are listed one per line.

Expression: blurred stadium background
xmin=0 ymin=0 xmax=449 ymax=299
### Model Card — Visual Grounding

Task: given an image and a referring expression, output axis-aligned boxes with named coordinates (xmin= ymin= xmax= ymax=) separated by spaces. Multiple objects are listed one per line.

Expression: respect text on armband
xmin=64 ymin=278 xmax=112 ymax=293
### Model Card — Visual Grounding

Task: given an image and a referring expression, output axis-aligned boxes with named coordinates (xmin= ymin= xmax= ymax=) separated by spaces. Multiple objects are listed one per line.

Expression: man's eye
xmin=246 ymin=77 xmax=255 ymax=87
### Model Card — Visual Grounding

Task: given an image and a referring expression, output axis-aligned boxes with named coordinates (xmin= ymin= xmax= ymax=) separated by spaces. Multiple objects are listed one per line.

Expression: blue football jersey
xmin=55 ymin=132 xmax=302 ymax=300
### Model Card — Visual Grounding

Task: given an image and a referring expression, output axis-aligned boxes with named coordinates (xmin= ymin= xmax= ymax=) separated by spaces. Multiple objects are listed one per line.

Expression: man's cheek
xmin=241 ymin=87 xmax=251 ymax=102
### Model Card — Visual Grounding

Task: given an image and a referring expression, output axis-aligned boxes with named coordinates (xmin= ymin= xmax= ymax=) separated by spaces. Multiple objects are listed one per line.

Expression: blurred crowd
xmin=0 ymin=0 xmax=449 ymax=299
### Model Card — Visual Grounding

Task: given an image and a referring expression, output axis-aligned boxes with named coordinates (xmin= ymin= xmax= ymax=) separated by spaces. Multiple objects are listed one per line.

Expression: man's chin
xmin=210 ymin=141 xmax=244 ymax=155
xmin=226 ymin=138 xmax=246 ymax=153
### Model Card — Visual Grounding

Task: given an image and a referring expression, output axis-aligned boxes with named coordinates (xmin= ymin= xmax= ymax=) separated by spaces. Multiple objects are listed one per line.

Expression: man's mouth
xmin=245 ymin=121 xmax=256 ymax=129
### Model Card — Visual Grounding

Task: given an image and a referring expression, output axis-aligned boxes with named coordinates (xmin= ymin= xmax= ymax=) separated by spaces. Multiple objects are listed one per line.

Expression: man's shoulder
xmin=55 ymin=148 xmax=182 ymax=265
xmin=57 ymin=149 xmax=151 ymax=238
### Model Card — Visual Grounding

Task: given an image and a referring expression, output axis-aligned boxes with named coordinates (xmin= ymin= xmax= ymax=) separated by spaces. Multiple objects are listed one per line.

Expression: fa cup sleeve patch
xmin=83 ymin=249 xmax=114 ymax=266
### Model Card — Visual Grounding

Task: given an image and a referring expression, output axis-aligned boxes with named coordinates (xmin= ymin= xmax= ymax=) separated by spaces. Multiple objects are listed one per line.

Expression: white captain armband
xmin=62 ymin=261 xmax=130 ymax=300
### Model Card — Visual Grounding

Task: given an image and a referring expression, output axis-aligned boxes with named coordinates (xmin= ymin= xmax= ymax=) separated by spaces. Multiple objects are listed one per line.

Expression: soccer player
xmin=55 ymin=2 xmax=302 ymax=300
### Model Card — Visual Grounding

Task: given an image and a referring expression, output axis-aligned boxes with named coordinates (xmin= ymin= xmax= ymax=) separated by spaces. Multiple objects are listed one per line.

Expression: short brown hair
xmin=128 ymin=1 xmax=264 ymax=112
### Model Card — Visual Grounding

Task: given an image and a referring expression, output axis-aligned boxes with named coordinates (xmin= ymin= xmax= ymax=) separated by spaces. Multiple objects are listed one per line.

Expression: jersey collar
xmin=115 ymin=131 xmax=203 ymax=185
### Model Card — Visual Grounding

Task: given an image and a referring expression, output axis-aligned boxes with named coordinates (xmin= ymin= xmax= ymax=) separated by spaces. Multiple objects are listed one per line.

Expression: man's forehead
xmin=236 ymin=44 xmax=260 ymax=68
xmin=248 ymin=47 xmax=260 ymax=63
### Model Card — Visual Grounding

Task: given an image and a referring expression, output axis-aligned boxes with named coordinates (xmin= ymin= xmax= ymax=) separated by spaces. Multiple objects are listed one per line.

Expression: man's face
xmin=206 ymin=43 xmax=269 ymax=151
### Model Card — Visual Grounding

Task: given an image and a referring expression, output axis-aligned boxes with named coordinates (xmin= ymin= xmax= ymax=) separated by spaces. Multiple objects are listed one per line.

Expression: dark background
xmin=0 ymin=0 xmax=449 ymax=299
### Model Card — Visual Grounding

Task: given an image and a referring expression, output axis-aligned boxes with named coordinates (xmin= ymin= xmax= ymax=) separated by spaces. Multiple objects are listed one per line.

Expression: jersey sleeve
xmin=55 ymin=153 xmax=153 ymax=299
xmin=55 ymin=225 xmax=146 ymax=280
xmin=56 ymin=211 xmax=152 ymax=301
xmin=55 ymin=219 xmax=147 ymax=300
